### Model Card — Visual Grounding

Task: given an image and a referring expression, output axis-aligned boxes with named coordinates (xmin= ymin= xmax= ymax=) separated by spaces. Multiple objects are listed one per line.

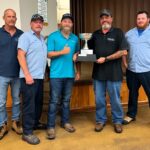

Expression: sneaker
xmin=12 ymin=120 xmax=23 ymax=135
xmin=0 ymin=123 xmax=8 ymax=140
xmin=122 ymin=116 xmax=135 ymax=125
xmin=22 ymin=134 xmax=40 ymax=145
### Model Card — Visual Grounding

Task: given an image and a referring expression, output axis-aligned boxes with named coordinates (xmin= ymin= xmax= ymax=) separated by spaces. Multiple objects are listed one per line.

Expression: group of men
xmin=0 ymin=8 xmax=149 ymax=145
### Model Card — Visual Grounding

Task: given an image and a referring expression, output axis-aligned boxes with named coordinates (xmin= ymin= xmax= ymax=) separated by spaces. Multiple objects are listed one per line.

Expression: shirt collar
xmin=2 ymin=26 xmax=5 ymax=31
xmin=2 ymin=25 xmax=18 ymax=33
xmin=135 ymin=24 xmax=150 ymax=33
xmin=1 ymin=25 xmax=20 ymax=37
xmin=31 ymin=29 xmax=36 ymax=35
xmin=30 ymin=29 xmax=43 ymax=39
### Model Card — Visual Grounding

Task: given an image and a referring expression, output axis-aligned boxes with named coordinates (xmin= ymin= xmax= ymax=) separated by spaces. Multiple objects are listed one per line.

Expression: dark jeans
xmin=126 ymin=69 xmax=150 ymax=118
xmin=21 ymin=79 xmax=44 ymax=135
xmin=47 ymin=78 xmax=74 ymax=128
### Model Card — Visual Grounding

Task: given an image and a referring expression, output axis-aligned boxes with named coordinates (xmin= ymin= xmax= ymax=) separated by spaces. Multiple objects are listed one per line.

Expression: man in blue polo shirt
xmin=17 ymin=14 xmax=47 ymax=145
xmin=47 ymin=13 xmax=80 ymax=140
xmin=0 ymin=9 xmax=23 ymax=140
xmin=123 ymin=11 xmax=150 ymax=124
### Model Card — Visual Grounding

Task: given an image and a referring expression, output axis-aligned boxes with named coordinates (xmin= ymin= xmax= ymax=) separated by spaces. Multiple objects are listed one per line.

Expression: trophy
xmin=77 ymin=33 xmax=96 ymax=62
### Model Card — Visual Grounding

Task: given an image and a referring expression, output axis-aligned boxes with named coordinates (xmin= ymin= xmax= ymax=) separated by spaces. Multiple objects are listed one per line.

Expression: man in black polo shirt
xmin=88 ymin=9 xmax=128 ymax=133
xmin=0 ymin=9 xmax=23 ymax=140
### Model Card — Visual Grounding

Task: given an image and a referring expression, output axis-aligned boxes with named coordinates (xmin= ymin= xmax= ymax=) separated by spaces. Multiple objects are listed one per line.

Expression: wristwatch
xmin=105 ymin=57 xmax=109 ymax=62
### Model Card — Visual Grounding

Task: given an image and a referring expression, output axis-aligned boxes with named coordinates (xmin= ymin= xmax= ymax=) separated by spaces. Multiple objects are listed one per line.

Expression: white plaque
xmin=38 ymin=0 xmax=48 ymax=23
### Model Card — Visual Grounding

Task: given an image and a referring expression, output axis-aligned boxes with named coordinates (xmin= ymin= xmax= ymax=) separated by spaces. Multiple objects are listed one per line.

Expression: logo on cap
xmin=100 ymin=9 xmax=112 ymax=17
xmin=31 ymin=14 xmax=44 ymax=22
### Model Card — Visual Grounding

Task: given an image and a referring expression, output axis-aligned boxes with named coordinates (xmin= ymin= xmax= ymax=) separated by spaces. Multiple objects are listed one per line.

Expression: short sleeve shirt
xmin=126 ymin=25 xmax=150 ymax=73
xmin=0 ymin=26 xmax=23 ymax=77
xmin=18 ymin=30 xmax=47 ymax=79
xmin=88 ymin=27 xmax=128 ymax=81
xmin=47 ymin=30 xmax=80 ymax=78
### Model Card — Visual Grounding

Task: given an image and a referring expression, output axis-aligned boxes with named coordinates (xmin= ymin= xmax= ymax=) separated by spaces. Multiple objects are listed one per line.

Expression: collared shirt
xmin=18 ymin=30 xmax=47 ymax=79
xmin=0 ymin=26 xmax=23 ymax=77
xmin=88 ymin=27 xmax=128 ymax=81
xmin=126 ymin=25 xmax=150 ymax=73
xmin=47 ymin=30 xmax=79 ymax=78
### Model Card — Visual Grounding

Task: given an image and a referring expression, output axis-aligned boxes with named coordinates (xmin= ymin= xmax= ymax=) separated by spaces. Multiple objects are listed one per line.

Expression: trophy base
xmin=77 ymin=54 xmax=97 ymax=62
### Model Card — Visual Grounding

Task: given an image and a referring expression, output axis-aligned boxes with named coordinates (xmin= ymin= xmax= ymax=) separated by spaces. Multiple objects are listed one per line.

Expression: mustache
xmin=61 ymin=26 xmax=72 ymax=31
xmin=8 ymin=20 xmax=16 ymax=23
xmin=102 ymin=23 xmax=111 ymax=30
xmin=63 ymin=26 xmax=71 ymax=29
xmin=35 ymin=26 xmax=42 ymax=28
xmin=102 ymin=21 xmax=109 ymax=24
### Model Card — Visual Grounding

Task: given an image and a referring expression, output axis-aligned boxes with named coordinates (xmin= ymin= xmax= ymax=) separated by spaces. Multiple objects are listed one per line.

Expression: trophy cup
xmin=77 ymin=33 xmax=96 ymax=62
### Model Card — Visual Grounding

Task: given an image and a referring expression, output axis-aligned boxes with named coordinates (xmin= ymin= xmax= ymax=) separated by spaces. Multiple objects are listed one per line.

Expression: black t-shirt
xmin=0 ymin=26 xmax=23 ymax=77
xmin=88 ymin=27 xmax=128 ymax=81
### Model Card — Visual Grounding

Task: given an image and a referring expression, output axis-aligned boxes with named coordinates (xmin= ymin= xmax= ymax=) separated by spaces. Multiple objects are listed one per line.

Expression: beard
xmin=61 ymin=26 xmax=72 ymax=32
xmin=137 ymin=22 xmax=149 ymax=29
xmin=102 ymin=23 xmax=111 ymax=30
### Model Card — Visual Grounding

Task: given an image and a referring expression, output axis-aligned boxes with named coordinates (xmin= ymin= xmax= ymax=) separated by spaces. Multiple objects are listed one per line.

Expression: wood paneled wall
xmin=6 ymin=80 xmax=148 ymax=111
xmin=70 ymin=80 xmax=148 ymax=111
xmin=71 ymin=0 xmax=150 ymax=34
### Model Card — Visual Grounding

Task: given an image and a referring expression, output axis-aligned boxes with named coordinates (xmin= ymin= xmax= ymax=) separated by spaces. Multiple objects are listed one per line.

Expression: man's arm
xmin=97 ymin=50 xmax=127 ymax=64
xmin=105 ymin=50 xmax=127 ymax=61
xmin=122 ymin=55 xmax=128 ymax=69
xmin=17 ymin=49 xmax=34 ymax=84
xmin=47 ymin=46 xmax=70 ymax=58
xmin=75 ymin=62 xmax=81 ymax=81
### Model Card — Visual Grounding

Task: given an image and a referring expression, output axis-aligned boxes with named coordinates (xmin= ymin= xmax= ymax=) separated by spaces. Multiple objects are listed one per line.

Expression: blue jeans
xmin=0 ymin=76 xmax=21 ymax=127
xmin=93 ymin=80 xmax=123 ymax=124
xmin=47 ymin=78 xmax=74 ymax=128
xmin=126 ymin=70 xmax=150 ymax=118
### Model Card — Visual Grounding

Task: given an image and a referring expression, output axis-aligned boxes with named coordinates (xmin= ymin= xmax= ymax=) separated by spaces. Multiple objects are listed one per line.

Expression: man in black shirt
xmin=88 ymin=9 xmax=128 ymax=133
xmin=0 ymin=9 xmax=23 ymax=140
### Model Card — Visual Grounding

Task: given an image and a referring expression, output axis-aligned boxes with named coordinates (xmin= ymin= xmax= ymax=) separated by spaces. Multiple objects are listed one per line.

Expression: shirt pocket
xmin=28 ymin=39 xmax=41 ymax=54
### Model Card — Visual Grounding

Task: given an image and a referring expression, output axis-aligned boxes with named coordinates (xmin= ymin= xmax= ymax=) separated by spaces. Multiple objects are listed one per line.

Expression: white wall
xmin=0 ymin=0 xmax=57 ymax=36
xmin=19 ymin=0 xmax=57 ymax=36
xmin=0 ymin=0 xmax=21 ymax=28
xmin=57 ymin=0 xmax=70 ymax=23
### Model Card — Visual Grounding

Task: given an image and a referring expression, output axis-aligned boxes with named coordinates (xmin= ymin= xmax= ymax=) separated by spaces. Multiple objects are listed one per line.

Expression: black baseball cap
xmin=99 ymin=9 xmax=112 ymax=17
xmin=61 ymin=13 xmax=73 ymax=22
xmin=31 ymin=14 xmax=44 ymax=22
